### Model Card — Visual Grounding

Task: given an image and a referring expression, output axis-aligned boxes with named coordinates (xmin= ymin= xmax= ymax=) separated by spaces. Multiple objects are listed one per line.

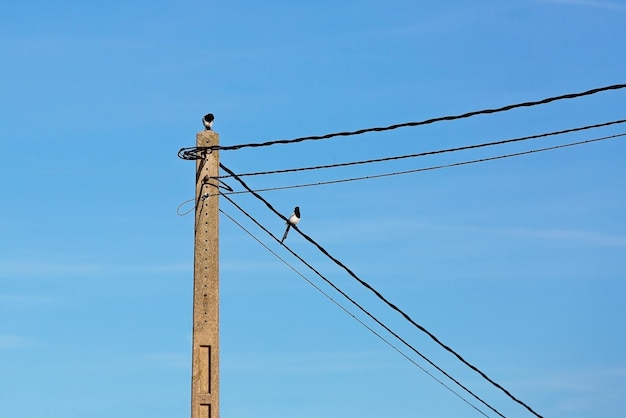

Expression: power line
xmin=178 ymin=83 xmax=626 ymax=158
xmin=178 ymin=130 xmax=625 ymax=216
xmin=214 ymin=132 xmax=625 ymax=197
xmin=220 ymin=162 xmax=544 ymax=418
xmin=215 ymin=119 xmax=626 ymax=178
xmin=220 ymin=206 xmax=494 ymax=417
xmin=220 ymin=193 xmax=504 ymax=418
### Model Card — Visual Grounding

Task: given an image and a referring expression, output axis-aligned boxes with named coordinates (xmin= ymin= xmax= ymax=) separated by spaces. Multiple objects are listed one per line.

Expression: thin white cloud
xmin=221 ymin=260 xmax=288 ymax=273
xmin=0 ymin=259 xmax=191 ymax=277
xmin=143 ymin=263 xmax=191 ymax=273
xmin=510 ymin=366 xmax=626 ymax=413
xmin=0 ymin=293 xmax=57 ymax=307
xmin=506 ymin=227 xmax=626 ymax=247
xmin=224 ymin=350 xmax=394 ymax=375
xmin=143 ymin=352 xmax=189 ymax=368
xmin=0 ymin=260 xmax=102 ymax=276
xmin=0 ymin=335 xmax=31 ymax=349
xmin=542 ymin=0 xmax=626 ymax=11
xmin=322 ymin=219 xmax=626 ymax=248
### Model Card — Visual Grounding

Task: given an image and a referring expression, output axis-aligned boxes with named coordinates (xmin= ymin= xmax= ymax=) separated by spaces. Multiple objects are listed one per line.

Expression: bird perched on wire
xmin=281 ymin=206 xmax=300 ymax=243
xmin=202 ymin=113 xmax=214 ymax=130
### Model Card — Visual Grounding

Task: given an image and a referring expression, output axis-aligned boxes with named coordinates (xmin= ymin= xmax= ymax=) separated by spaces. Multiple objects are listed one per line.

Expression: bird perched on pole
xmin=202 ymin=113 xmax=214 ymax=130
xmin=281 ymin=206 xmax=300 ymax=243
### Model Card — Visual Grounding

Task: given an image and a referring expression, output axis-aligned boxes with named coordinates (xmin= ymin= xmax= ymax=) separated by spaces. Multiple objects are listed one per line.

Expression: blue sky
xmin=1 ymin=0 xmax=625 ymax=417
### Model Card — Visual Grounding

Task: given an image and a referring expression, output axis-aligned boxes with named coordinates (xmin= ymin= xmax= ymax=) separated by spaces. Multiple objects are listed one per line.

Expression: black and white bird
xmin=202 ymin=113 xmax=215 ymax=130
xmin=281 ymin=206 xmax=300 ymax=243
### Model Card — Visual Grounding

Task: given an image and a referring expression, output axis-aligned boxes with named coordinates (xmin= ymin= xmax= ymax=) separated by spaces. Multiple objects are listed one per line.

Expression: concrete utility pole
xmin=191 ymin=130 xmax=220 ymax=418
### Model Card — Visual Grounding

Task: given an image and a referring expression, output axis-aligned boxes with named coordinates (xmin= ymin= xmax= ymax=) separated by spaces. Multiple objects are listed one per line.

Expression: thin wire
xmin=215 ymin=119 xmax=626 ymax=178
xmin=195 ymin=83 xmax=625 ymax=152
xmin=177 ymin=197 xmax=197 ymax=216
xmin=214 ymin=132 xmax=625 ymax=197
xmin=220 ymin=163 xmax=544 ymax=418
xmin=220 ymin=207 xmax=493 ymax=417
xmin=220 ymin=194 xmax=504 ymax=417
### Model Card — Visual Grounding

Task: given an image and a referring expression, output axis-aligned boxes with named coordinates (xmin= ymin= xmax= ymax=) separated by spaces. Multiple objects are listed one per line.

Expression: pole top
xmin=197 ymin=129 xmax=219 ymax=147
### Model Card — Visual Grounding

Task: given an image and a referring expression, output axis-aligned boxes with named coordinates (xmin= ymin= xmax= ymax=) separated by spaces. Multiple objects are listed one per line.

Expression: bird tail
xmin=281 ymin=224 xmax=291 ymax=243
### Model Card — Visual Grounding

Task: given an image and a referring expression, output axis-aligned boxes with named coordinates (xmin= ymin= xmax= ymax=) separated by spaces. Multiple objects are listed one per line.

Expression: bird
xmin=202 ymin=113 xmax=214 ymax=130
xmin=281 ymin=206 xmax=300 ymax=243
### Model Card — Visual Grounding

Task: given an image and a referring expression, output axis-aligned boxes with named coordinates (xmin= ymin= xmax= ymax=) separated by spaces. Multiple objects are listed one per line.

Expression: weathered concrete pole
xmin=191 ymin=130 xmax=219 ymax=418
